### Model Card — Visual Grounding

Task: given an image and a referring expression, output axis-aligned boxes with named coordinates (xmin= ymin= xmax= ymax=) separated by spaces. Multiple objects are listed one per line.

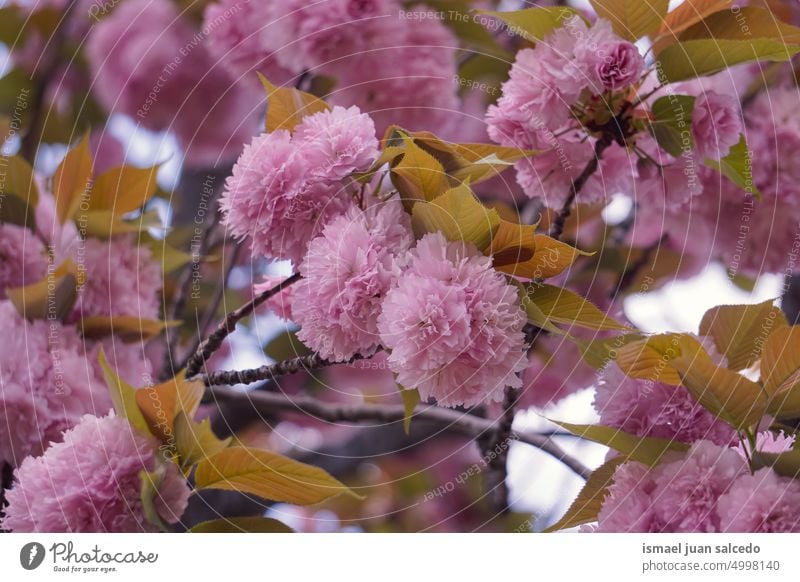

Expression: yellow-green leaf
xmin=7 ymin=260 xmax=79 ymax=321
xmin=486 ymin=220 xmax=537 ymax=274
xmin=704 ymin=135 xmax=761 ymax=199
xmin=656 ymin=0 xmax=732 ymax=44
xmin=194 ymin=446 xmax=356 ymax=505
xmin=189 ymin=517 xmax=294 ymax=533
xmin=411 ymin=182 xmax=501 ymax=251
xmin=589 ymin=0 xmax=669 ymax=41
xmin=134 ymin=373 xmax=205 ymax=444
xmin=476 ymin=7 xmax=587 ymax=42
xmin=544 ymin=456 xmax=626 ymax=532
xmin=391 ymin=135 xmax=449 ymax=205
xmin=613 ymin=333 xmax=687 ymax=385
xmin=699 ymin=300 xmax=787 ymax=371
xmin=80 ymin=316 xmax=179 ymax=342
xmin=670 ymin=342 xmax=767 ymax=430
xmin=761 ymin=326 xmax=800 ymax=418
xmin=99 ymin=348 xmax=152 ymax=437
xmin=552 ymin=421 xmax=689 ymax=465
xmin=752 ymin=450 xmax=800 ymax=479
xmin=258 ymin=73 xmax=330 ymax=133
xmin=529 ymin=235 xmax=591 ymax=279
xmin=1 ymin=155 xmax=39 ymax=211
xmin=678 ymin=6 xmax=800 ymax=44
xmin=522 ymin=283 xmax=629 ymax=331
xmin=174 ymin=412 xmax=232 ymax=470
xmin=656 ymin=38 xmax=800 ymax=83
xmin=89 ymin=164 xmax=161 ymax=215
xmin=81 ymin=209 xmax=164 ymax=238
xmin=400 ymin=387 xmax=420 ymax=435
xmin=648 ymin=94 xmax=695 ymax=157
xmin=139 ymin=467 xmax=169 ymax=531
xmin=53 ymin=134 xmax=93 ymax=223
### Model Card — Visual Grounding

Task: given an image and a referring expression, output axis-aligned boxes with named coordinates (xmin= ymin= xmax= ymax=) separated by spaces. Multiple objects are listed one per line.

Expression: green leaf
xmin=53 ymin=134 xmax=93 ymax=224
xmin=411 ymin=182 xmax=501 ymax=251
xmin=400 ymin=387 xmax=420 ymax=435
xmin=99 ymin=349 xmax=152 ymax=437
xmin=552 ymin=421 xmax=689 ymax=465
xmin=544 ymin=457 xmax=626 ymax=532
xmin=655 ymin=38 xmax=800 ymax=82
xmin=648 ymin=94 xmax=695 ymax=157
xmin=588 ymin=0 xmax=669 ymax=41
xmin=522 ymin=283 xmax=630 ymax=331
xmin=189 ymin=517 xmax=294 ymax=533
xmin=699 ymin=300 xmax=786 ymax=371
xmin=476 ymin=7 xmax=587 ymax=42
xmin=258 ymin=73 xmax=330 ymax=133
xmin=174 ymin=412 xmax=232 ymax=470
xmin=194 ymin=446 xmax=357 ymax=505
xmin=704 ymin=135 xmax=761 ymax=199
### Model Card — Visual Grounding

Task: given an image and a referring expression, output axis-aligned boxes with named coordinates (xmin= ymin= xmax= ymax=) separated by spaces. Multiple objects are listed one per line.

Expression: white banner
xmin=0 ymin=533 xmax=795 ymax=581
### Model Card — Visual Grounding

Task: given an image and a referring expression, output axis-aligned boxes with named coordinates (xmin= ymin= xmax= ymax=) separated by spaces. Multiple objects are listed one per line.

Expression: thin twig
xmin=548 ymin=137 xmax=613 ymax=241
xmin=184 ymin=273 xmax=302 ymax=378
xmin=197 ymin=349 xmax=362 ymax=387
xmin=205 ymin=385 xmax=592 ymax=480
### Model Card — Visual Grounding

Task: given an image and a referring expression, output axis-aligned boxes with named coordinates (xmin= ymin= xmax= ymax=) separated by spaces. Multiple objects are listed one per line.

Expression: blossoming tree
xmin=1 ymin=0 xmax=800 ymax=533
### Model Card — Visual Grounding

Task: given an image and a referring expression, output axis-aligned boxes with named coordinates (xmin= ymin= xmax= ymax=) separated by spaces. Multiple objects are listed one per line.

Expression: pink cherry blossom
xmin=1 ymin=414 xmax=190 ymax=532
xmin=293 ymin=200 xmax=413 ymax=362
xmin=378 ymin=233 xmax=527 ymax=408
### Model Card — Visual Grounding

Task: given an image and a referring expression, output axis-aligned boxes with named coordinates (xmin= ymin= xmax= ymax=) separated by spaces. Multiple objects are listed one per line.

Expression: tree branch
xmin=205 ymin=385 xmax=592 ymax=480
xmin=184 ymin=272 xmax=302 ymax=378
xmin=548 ymin=136 xmax=613 ymax=241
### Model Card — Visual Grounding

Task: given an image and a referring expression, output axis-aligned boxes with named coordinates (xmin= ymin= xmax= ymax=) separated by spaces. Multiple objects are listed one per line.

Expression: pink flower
xmin=691 ymin=91 xmax=742 ymax=160
xmin=650 ymin=441 xmax=746 ymax=532
xmin=592 ymin=461 xmax=661 ymax=532
xmin=255 ymin=274 xmax=297 ymax=322
xmin=718 ymin=468 xmax=800 ymax=532
xmin=594 ymin=365 xmax=736 ymax=446
xmin=517 ymin=336 xmax=597 ymax=410
xmin=293 ymin=200 xmax=413 ymax=362
xmin=591 ymin=442 xmax=747 ymax=533
xmin=295 ymin=106 xmax=379 ymax=182
xmin=0 ymin=301 xmax=113 ymax=465
xmin=72 ymin=236 xmax=162 ymax=320
xmin=0 ymin=224 xmax=47 ymax=298
xmin=219 ymin=128 xmax=355 ymax=265
xmin=265 ymin=0 xmax=397 ymax=74
xmin=378 ymin=233 xmax=528 ymax=408
xmin=202 ymin=0 xmax=294 ymax=83
xmin=737 ymin=431 xmax=796 ymax=459
xmin=329 ymin=11 xmax=461 ymax=136
xmin=1 ymin=414 xmax=190 ymax=532
xmin=589 ymin=39 xmax=645 ymax=91
xmin=87 ymin=0 xmax=260 ymax=165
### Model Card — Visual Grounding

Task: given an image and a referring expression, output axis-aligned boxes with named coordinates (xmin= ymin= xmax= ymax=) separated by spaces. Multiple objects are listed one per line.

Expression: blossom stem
xmin=205 ymin=385 xmax=592 ymax=480
xmin=183 ymin=272 xmax=302 ymax=378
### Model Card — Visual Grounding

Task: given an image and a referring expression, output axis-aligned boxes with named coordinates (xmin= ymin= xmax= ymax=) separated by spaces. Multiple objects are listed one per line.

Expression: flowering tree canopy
xmin=1 ymin=0 xmax=800 ymax=534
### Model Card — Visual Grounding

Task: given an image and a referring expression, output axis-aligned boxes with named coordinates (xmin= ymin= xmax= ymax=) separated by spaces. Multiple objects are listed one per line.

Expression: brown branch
xmin=205 ymin=385 xmax=592 ymax=480
xmin=184 ymin=272 xmax=302 ymax=378
xmin=548 ymin=136 xmax=613 ymax=241
xmin=197 ymin=350 xmax=363 ymax=387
